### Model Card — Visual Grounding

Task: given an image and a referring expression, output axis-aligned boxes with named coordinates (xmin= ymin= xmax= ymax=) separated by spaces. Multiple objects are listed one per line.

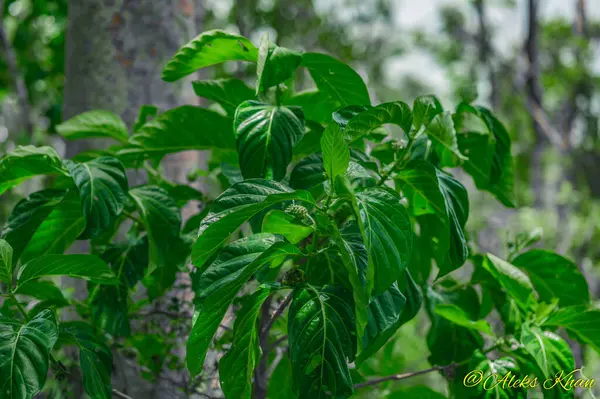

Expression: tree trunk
xmin=63 ymin=0 xmax=201 ymax=397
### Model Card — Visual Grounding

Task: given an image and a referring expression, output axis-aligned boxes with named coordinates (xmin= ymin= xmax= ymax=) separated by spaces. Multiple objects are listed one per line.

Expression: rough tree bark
xmin=63 ymin=0 xmax=202 ymax=397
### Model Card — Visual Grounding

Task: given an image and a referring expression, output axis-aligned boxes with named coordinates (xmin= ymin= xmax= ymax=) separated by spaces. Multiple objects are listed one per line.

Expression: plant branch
xmin=260 ymin=293 xmax=292 ymax=339
xmin=9 ymin=293 xmax=30 ymax=321
xmin=353 ymin=364 xmax=451 ymax=389
xmin=0 ymin=0 xmax=33 ymax=136
xmin=112 ymin=389 xmax=134 ymax=399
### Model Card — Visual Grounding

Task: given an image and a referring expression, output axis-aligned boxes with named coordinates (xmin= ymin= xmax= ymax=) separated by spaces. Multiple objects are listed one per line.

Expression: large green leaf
xmin=89 ymin=284 xmax=130 ymax=337
xmin=476 ymin=107 xmax=515 ymax=207
xmin=256 ymin=35 xmax=302 ymax=92
xmin=434 ymin=304 xmax=493 ymax=335
xmin=412 ymin=95 xmax=443 ymax=130
xmin=0 ymin=146 xmax=69 ymax=195
xmin=187 ymin=234 xmax=301 ymax=375
xmin=234 ymin=100 xmax=304 ymax=180
xmin=483 ymin=254 xmax=536 ymax=311
xmin=331 ymin=222 xmax=370 ymax=344
xmin=283 ymin=89 xmax=333 ymax=123
xmin=13 ymin=280 xmax=66 ymax=303
xmin=356 ymin=187 xmax=413 ymax=295
xmin=342 ymin=101 xmax=412 ymax=140
xmin=436 ymin=170 xmax=469 ymax=276
xmin=58 ymin=322 xmax=112 ymax=399
xmin=100 ymin=236 xmax=149 ymax=288
xmin=356 ymin=282 xmax=406 ymax=365
xmin=454 ymin=104 xmax=515 ymax=207
xmin=543 ymin=306 xmax=600 ymax=353
xmin=521 ymin=324 xmax=574 ymax=378
xmin=288 ymin=284 xmax=356 ymax=399
xmin=261 ymin=210 xmax=313 ymax=244
xmin=219 ymin=284 xmax=278 ymax=399
xmin=19 ymin=190 xmax=85 ymax=263
xmin=301 ymin=53 xmax=370 ymax=108
xmin=56 ymin=110 xmax=129 ymax=143
xmin=397 ymin=269 xmax=423 ymax=326
xmin=321 ymin=122 xmax=350 ymax=185
xmin=512 ymin=250 xmax=589 ymax=307
xmin=395 ymin=160 xmax=446 ymax=216
xmin=66 ymin=157 xmax=129 ymax=238
xmin=425 ymin=284 xmax=484 ymax=366
xmin=0 ymin=310 xmax=58 ymax=399
xmin=191 ymin=179 xmax=314 ymax=269
xmin=119 ymin=106 xmax=234 ymax=161
xmin=0 ymin=239 xmax=13 ymax=284
xmin=162 ymin=29 xmax=258 ymax=82
xmin=192 ymin=78 xmax=255 ymax=115
xmin=1 ymin=189 xmax=66 ymax=263
xmin=129 ymin=186 xmax=182 ymax=276
xmin=16 ymin=254 xmax=118 ymax=290
xmin=426 ymin=111 xmax=467 ymax=167
xmin=466 ymin=351 xmax=526 ymax=399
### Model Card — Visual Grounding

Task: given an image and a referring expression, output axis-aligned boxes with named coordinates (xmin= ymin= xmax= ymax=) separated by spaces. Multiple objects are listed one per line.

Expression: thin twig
xmin=0 ymin=0 xmax=32 ymax=136
xmin=260 ymin=294 xmax=292 ymax=339
xmin=353 ymin=365 xmax=450 ymax=389
xmin=268 ymin=334 xmax=288 ymax=350
xmin=112 ymin=389 xmax=134 ymax=399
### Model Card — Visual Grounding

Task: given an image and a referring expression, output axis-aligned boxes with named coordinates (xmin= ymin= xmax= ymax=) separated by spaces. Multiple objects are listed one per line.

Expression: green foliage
xmin=0 ymin=28 xmax=592 ymax=399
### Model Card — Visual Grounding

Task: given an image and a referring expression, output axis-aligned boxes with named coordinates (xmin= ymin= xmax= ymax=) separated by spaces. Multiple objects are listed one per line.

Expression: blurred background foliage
xmin=1 ymin=0 xmax=599 ymax=397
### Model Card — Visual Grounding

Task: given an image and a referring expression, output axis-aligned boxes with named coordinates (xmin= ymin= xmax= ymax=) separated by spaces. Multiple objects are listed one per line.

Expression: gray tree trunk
xmin=63 ymin=1 xmax=202 ymax=397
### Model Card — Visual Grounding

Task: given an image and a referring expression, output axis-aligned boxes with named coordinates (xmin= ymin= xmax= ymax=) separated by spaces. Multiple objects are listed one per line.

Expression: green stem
xmin=9 ymin=293 xmax=30 ymax=321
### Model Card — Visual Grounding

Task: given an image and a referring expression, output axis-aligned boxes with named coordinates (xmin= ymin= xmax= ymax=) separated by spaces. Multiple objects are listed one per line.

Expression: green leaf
xmin=521 ymin=324 xmax=574 ymax=378
xmin=0 ymin=310 xmax=58 ymax=399
xmin=454 ymin=104 xmax=515 ymax=207
xmin=426 ymin=111 xmax=467 ymax=167
xmin=467 ymin=351 xmax=526 ymax=399
xmin=412 ymin=95 xmax=443 ymax=130
xmin=436 ymin=170 xmax=469 ymax=276
xmin=288 ymin=284 xmax=356 ymax=399
xmin=321 ymin=122 xmax=350 ymax=185
xmin=191 ymin=179 xmax=314 ymax=269
xmin=262 ymin=210 xmax=313 ymax=244
xmin=395 ymin=161 xmax=446 ymax=216
xmin=187 ymin=234 xmax=301 ymax=375
xmin=301 ymin=53 xmax=370 ymax=108
xmin=289 ymin=153 xmax=327 ymax=193
xmin=283 ymin=89 xmax=333 ymax=123
xmin=476 ymin=107 xmax=515 ymax=207
xmin=483 ymin=254 xmax=535 ymax=311
xmin=1 ymin=189 xmax=67 ymax=263
xmin=13 ymin=280 xmax=66 ymax=303
xmin=256 ymin=34 xmax=302 ymax=92
xmin=192 ymin=78 xmax=255 ymax=115
xmin=234 ymin=100 xmax=304 ymax=180
xmin=162 ymin=29 xmax=258 ymax=82
xmin=435 ymin=304 xmax=493 ymax=335
xmin=56 ymin=110 xmax=129 ymax=143
xmin=133 ymin=105 xmax=158 ymax=132
xmin=356 ymin=282 xmax=406 ymax=365
xmin=343 ymin=102 xmax=412 ymax=140
xmin=220 ymin=284 xmax=278 ymax=399
xmin=543 ymin=306 xmax=600 ymax=353
xmin=58 ymin=322 xmax=112 ymax=399
xmin=66 ymin=157 xmax=129 ymax=238
xmin=19 ymin=190 xmax=86 ymax=263
xmin=119 ymin=106 xmax=235 ymax=161
xmin=100 ymin=236 xmax=149 ymax=288
xmin=397 ymin=269 xmax=423 ymax=326
xmin=331 ymin=222 xmax=371 ymax=344
xmin=512 ymin=250 xmax=589 ymax=307
xmin=89 ymin=284 xmax=130 ymax=337
xmin=129 ymin=186 xmax=182 ymax=276
xmin=425 ymin=284 xmax=484 ymax=365
xmin=0 ymin=239 xmax=13 ymax=284
xmin=16 ymin=254 xmax=118 ymax=290
xmin=0 ymin=146 xmax=69 ymax=195
xmin=356 ymin=187 xmax=413 ymax=295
